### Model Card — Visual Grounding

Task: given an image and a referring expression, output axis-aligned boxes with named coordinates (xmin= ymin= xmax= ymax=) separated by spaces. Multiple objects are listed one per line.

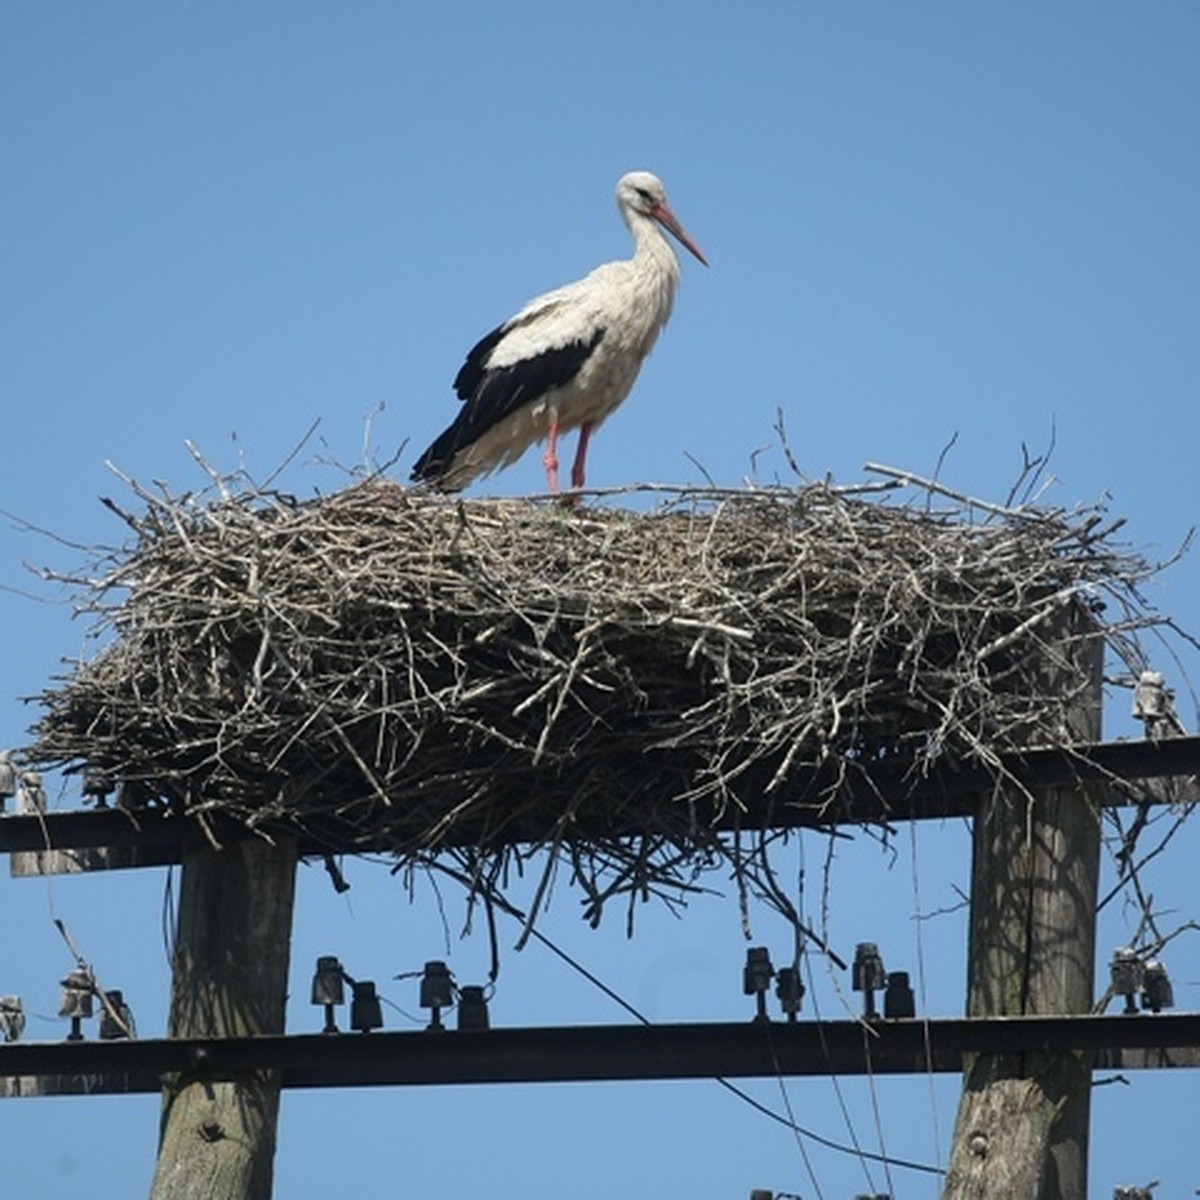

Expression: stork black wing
xmin=452 ymin=323 xmax=508 ymax=401
xmin=411 ymin=324 xmax=605 ymax=485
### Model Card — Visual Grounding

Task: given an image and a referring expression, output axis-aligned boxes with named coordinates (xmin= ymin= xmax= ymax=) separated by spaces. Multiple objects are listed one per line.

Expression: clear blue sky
xmin=3 ymin=3 xmax=1199 ymax=1196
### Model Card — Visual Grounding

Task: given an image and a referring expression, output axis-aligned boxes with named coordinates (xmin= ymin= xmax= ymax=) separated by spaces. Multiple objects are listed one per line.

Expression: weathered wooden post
xmin=149 ymin=833 xmax=298 ymax=1200
xmin=943 ymin=611 xmax=1104 ymax=1199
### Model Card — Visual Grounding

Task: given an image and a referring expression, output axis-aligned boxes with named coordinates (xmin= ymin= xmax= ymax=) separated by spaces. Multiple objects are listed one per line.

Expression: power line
xmin=519 ymin=909 xmax=943 ymax=1178
xmin=907 ymin=819 xmax=946 ymax=1174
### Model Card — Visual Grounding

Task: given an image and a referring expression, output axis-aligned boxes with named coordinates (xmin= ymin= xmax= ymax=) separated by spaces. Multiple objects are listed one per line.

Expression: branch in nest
xmin=23 ymin=467 xmax=1190 ymax=941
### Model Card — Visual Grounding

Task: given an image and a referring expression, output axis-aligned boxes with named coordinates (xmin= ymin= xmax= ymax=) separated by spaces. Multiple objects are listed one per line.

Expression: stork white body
xmin=411 ymin=171 xmax=707 ymax=493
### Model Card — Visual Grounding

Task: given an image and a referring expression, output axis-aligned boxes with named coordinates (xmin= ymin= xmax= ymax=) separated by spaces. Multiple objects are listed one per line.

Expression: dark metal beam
xmin=3 ymin=1013 xmax=1199 ymax=1098
xmin=3 ymin=736 xmax=1197 ymax=867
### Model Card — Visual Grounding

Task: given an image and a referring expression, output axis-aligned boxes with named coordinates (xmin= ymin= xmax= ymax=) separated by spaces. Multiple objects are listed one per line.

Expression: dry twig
xmin=26 ymin=472 xmax=1177 ymax=934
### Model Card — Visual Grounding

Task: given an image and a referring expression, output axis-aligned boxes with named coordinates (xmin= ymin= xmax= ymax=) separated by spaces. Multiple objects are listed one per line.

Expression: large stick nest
xmin=28 ymin=469 xmax=1172 ymax=927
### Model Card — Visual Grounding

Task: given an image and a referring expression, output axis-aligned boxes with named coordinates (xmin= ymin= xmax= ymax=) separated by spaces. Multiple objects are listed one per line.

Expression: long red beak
xmin=652 ymin=202 xmax=708 ymax=267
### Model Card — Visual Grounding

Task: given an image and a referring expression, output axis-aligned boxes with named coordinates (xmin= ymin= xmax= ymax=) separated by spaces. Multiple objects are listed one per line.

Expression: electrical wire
xmin=517 ymin=910 xmax=943 ymax=1179
xmin=800 ymin=918 xmax=881 ymax=1193
xmin=861 ymin=1020 xmax=896 ymax=1198
xmin=426 ymin=856 xmax=943 ymax=1178
xmin=797 ymin=833 xmax=881 ymax=1193
xmin=759 ymin=1019 xmax=825 ymax=1200
xmin=908 ymin=819 xmax=946 ymax=1190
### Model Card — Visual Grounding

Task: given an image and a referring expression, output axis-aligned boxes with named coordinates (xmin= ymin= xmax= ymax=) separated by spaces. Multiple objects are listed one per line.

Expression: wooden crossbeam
xmin=2 ymin=736 xmax=1197 ymax=874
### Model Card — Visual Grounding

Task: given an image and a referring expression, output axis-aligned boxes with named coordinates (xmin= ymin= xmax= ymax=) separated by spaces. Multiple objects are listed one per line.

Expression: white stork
xmin=411 ymin=170 xmax=707 ymax=493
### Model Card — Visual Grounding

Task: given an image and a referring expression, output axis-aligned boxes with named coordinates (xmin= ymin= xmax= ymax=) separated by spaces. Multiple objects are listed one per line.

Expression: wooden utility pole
xmin=149 ymin=833 xmax=298 ymax=1200
xmin=944 ymin=623 xmax=1103 ymax=1200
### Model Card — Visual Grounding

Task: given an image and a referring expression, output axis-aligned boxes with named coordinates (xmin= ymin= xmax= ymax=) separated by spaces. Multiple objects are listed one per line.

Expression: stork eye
xmin=635 ymin=187 xmax=654 ymax=204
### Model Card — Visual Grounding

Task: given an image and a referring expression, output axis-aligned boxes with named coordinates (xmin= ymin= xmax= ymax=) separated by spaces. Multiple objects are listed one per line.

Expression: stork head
xmin=617 ymin=171 xmax=708 ymax=266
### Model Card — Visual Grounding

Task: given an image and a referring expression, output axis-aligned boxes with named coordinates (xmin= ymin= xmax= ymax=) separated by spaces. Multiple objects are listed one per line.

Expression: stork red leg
xmin=542 ymin=415 xmax=561 ymax=493
xmin=570 ymin=423 xmax=593 ymax=490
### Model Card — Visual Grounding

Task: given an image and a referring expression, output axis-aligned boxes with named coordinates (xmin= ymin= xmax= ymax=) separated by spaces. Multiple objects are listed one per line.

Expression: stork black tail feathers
xmin=409 ymin=425 xmax=464 ymax=490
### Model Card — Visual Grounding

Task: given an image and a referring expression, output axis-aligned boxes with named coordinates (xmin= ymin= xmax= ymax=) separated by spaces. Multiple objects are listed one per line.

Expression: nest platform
xmin=28 ymin=472 xmax=1165 ymax=924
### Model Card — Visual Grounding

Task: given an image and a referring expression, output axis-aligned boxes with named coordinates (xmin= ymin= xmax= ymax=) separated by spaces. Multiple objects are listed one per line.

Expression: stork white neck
xmin=612 ymin=170 xmax=707 ymax=350
xmin=626 ymin=205 xmax=684 ymax=289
